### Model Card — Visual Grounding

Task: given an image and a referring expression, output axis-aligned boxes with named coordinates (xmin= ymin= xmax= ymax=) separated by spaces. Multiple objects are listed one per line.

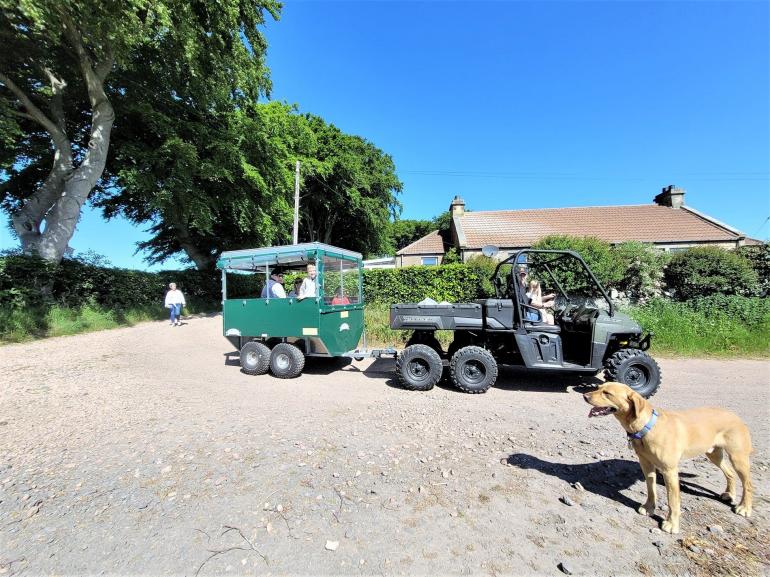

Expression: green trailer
xmin=216 ymin=243 xmax=374 ymax=378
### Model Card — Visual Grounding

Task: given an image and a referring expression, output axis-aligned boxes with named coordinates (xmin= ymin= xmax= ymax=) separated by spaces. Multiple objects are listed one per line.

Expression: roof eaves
xmin=681 ymin=205 xmax=744 ymax=237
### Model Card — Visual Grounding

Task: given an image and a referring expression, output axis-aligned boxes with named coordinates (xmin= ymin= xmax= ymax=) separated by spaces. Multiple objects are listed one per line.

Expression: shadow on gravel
xmin=506 ymin=453 xmax=719 ymax=511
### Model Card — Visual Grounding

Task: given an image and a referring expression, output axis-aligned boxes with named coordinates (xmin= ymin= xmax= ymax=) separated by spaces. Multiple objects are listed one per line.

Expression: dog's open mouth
xmin=588 ymin=406 xmax=616 ymax=418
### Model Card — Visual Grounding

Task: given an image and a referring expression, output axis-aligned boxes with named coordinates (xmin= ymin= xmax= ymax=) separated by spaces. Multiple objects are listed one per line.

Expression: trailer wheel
xmin=604 ymin=348 xmax=661 ymax=399
xmin=270 ymin=343 xmax=306 ymax=379
xmin=240 ymin=341 xmax=271 ymax=376
xmin=396 ymin=344 xmax=443 ymax=391
xmin=450 ymin=346 xmax=498 ymax=394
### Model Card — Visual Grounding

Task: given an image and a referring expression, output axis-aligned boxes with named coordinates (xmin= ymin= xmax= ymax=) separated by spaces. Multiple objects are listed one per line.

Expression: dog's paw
xmin=720 ymin=492 xmax=736 ymax=504
xmin=661 ymin=520 xmax=680 ymax=534
xmin=735 ymin=504 xmax=752 ymax=517
xmin=637 ymin=504 xmax=655 ymax=516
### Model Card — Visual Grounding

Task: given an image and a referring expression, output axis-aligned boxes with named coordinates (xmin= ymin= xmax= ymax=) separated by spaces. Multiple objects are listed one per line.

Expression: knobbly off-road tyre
xmin=604 ymin=348 xmax=661 ymax=399
xmin=396 ymin=344 xmax=443 ymax=391
xmin=240 ymin=341 xmax=271 ymax=376
xmin=449 ymin=346 xmax=498 ymax=394
xmin=270 ymin=343 xmax=306 ymax=379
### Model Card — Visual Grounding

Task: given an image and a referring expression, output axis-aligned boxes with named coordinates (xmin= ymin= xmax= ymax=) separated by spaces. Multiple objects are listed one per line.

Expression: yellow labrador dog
xmin=583 ymin=382 xmax=753 ymax=534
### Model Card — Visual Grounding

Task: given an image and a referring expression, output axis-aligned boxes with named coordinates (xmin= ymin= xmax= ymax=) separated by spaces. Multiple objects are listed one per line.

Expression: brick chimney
xmin=450 ymin=195 xmax=466 ymax=217
xmin=654 ymin=185 xmax=685 ymax=209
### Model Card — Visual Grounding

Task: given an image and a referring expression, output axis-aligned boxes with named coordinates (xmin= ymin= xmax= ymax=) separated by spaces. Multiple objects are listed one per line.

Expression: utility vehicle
xmin=390 ymin=249 xmax=660 ymax=397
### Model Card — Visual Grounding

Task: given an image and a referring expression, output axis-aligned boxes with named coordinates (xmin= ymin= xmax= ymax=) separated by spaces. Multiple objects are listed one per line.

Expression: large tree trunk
xmin=2 ymin=14 xmax=114 ymax=265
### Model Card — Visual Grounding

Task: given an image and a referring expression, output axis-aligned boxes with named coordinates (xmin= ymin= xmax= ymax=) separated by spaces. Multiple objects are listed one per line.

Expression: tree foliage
xmin=297 ymin=115 xmax=402 ymax=258
xmin=1 ymin=0 xmax=280 ymax=263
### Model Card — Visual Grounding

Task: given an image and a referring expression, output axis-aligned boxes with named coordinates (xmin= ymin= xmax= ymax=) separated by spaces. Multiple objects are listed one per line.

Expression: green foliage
xmin=663 ymin=246 xmax=758 ymax=300
xmin=442 ymin=247 xmax=461 ymax=264
xmin=612 ymin=241 xmax=669 ymax=301
xmin=0 ymin=254 xmax=219 ymax=341
xmin=363 ymin=264 xmax=485 ymax=304
xmin=627 ymin=296 xmax=769 ymax=357
xmin=387 ymin=219 xmax=435 ymax=252
xmin=736 ymin=244 xmax=770 ymax=296
xmin=298 ymin=115 xmax=402 ymax=258
xmin=1 ymin=0 xmax=281 ymax=261
xmin=531 ymin=235 xmax=624 ymax=289
xmin=464 ymin=255 xmax=498 ymax=297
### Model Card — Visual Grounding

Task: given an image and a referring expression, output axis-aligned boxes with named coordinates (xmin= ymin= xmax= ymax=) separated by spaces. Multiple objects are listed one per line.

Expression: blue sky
xmin=2 ymin=0 xmax=768 ymax=269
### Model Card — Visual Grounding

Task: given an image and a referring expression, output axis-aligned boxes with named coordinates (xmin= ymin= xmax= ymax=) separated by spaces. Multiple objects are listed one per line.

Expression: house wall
xmin=398 ymin=254 xmax=444 ymax=267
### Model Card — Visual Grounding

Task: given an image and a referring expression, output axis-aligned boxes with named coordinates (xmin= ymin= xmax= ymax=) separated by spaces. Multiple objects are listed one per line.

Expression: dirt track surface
xmin=1 ymin=314 xmax=769 ymax=577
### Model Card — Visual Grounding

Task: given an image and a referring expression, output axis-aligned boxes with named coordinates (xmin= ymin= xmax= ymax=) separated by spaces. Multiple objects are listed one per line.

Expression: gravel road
xmin=1 ymin=314 xmax=768 ymax=576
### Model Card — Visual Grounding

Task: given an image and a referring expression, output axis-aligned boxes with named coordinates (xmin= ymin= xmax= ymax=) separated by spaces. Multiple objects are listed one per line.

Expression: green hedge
xmin=663 ymin=246 xmax=758 ymax=301
xmin=363 ymin=264 xmax=485 ymax=304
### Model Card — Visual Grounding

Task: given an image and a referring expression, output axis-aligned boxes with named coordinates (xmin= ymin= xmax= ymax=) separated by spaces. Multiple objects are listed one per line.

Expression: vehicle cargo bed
xmin=390 ymin=303 xmax=483 ymax=330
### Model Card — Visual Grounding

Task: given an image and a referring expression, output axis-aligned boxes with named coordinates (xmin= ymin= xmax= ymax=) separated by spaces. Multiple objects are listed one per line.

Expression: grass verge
xmin=0 ymin=302 xmax=216 ymax=344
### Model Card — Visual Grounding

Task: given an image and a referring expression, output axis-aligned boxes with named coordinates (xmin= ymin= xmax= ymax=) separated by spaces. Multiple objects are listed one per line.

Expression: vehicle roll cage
xmin=492 ymin=249 xmax=614 ymax=317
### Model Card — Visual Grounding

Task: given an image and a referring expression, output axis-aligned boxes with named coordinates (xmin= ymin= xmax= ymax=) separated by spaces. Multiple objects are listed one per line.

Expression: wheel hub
xmin=275 ymin=353 xmax=290 ymax=371
xmin=407 ymin=359 xmax=429 ymax=381
xmin=626 ymin=365 xmax=648 ymax=387
xmin=462 ymin=360 xmax=486 ymax=384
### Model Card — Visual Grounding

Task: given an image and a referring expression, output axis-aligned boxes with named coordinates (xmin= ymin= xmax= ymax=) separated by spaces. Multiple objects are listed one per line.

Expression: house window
xmin=421 ymin=257 xmax=438 ymax=266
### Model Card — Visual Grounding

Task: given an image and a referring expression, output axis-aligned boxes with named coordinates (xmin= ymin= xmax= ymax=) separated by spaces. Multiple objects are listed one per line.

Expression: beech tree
xmin=0 ymin=0 xmax=279 ymax=263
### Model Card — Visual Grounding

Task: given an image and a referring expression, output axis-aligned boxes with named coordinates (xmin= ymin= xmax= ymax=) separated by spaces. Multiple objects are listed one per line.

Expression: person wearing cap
xmin=260 ymin=268 xmax=287 ymax=298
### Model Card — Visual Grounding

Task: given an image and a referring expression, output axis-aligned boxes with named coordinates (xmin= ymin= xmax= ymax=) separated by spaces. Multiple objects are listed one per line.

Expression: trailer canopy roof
xmin=216 ymin=243 xmax=363 ymax=271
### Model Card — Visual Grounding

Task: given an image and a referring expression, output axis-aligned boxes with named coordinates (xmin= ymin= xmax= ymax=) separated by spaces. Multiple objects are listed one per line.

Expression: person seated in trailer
xmin=527 ymin=279 xmax=556 ymax=325
xmin=288 ymin=278 xmax=303 ymax=298
xmin=330 ymin=287 xmax=350 ymax=305
xmin=297 ymin=263 xmax=317 ymax=299
xmin=260 ymin=268 xmax=287 ymax=298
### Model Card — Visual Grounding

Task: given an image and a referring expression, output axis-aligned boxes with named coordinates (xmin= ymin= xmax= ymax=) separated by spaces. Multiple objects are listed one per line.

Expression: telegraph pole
xmin=293 ymin=160 xmax=300 ymax=244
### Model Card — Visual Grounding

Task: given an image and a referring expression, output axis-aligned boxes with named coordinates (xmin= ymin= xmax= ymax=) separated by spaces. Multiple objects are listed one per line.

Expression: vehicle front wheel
xmin=270 ymin=343 xmax=306 ymax=379
xmin=396 ymin=344 xmax=443 ymax=391
xmin=604 ymin=348 xmax=661 ymax=398
xmin=449 ymin=346 xmax=498 ymax=394
xmin=240 ymin=341 xmax=271 ymax=375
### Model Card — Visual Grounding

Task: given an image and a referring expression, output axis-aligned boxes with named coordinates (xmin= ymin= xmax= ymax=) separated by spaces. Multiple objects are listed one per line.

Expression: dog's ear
xmin=628 ymin=391 xmax=645 ymax=420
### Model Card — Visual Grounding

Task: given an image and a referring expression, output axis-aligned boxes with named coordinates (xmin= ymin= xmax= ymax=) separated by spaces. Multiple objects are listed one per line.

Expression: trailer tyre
xmin=450 ymin=346 xmax=498 ymax=394
xmin=604 ymin=348 xmax=661 ymax=399
xmin=396 ymin=344 xmax=443 ymax=391
xmin=270 ymin=343 xmax=306 ymax=379
xmin=240 ymin=341 xmax=271 ymax=376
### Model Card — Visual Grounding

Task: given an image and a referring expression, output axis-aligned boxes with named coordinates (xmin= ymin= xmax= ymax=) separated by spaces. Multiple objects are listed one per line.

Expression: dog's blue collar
xmin=627 ymin=409 xmax=659 ymax=440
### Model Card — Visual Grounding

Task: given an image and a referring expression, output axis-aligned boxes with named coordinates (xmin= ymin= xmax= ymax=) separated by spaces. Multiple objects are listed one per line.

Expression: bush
xmin=663 ymin=246 xmax=758 ymax=300
xmin=736 ymin=243 xmax=769 ymax=296
xmin=613 ymin=241 xmax=669 ymax=302
xmin=532 ymin=235 xmax=624 ymax=289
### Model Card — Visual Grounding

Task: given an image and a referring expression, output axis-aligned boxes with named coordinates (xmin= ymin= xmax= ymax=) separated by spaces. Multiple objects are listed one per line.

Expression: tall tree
xmin=98 ymin=100 xmax=312 ymax=269
xmin=298 ymin=115 xmax=402 ymax=257
xmin=0 ymin=0 xmax=280 ymax=264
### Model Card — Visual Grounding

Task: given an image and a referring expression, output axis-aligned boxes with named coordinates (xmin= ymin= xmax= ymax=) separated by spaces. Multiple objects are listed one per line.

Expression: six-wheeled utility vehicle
xmin=217 ymin=243 xmax=368 ymax=378
xmin=390 ymin=249 xmax=661 ymax=397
